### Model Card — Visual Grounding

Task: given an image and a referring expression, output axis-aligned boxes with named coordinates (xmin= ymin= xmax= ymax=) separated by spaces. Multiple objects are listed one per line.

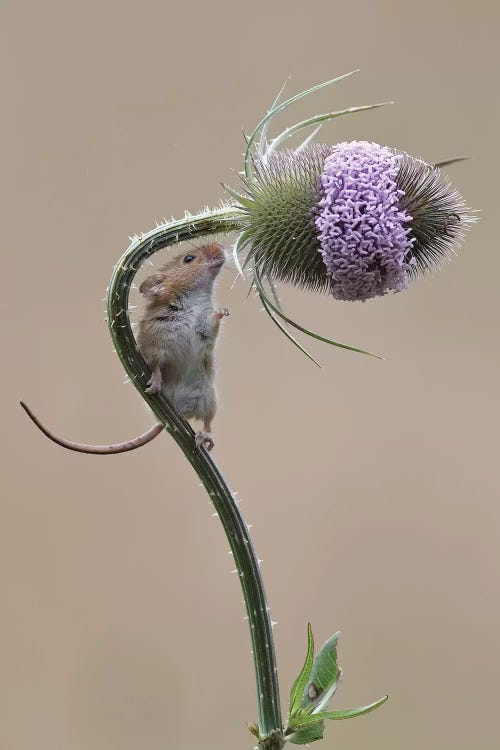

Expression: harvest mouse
xmin=137 ymin=242 xmax=229 ymax=450
xmin=21 ymin=242 xmax=229 ymax=453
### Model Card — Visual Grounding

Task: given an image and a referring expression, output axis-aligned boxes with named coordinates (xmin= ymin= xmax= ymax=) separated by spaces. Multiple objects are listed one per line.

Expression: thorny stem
xmin=107 ymin=205 xmax=284 ymax=748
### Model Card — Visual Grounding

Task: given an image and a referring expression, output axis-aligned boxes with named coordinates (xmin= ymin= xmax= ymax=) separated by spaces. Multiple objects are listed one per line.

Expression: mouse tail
xmin=20 ymin=401 xmax=163 ymax=454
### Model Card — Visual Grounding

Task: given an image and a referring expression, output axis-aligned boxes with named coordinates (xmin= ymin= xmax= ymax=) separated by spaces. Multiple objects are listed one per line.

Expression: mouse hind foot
xmin=195 ymin=431 xmax=215 ymax=451
xmin=145 ymin=365 xmax=163 ymax=394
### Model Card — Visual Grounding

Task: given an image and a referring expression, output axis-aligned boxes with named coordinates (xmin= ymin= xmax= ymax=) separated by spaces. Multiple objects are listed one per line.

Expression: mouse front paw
xmin=215 ymin=307 xmax=230 ymax=320
xmin=195 ymin=431 xmax=215 ymax=451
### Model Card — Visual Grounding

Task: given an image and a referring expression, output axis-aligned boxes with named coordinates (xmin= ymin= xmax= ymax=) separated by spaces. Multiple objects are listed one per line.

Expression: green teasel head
xmin=226 ymin=74 xmax=475 ymax=361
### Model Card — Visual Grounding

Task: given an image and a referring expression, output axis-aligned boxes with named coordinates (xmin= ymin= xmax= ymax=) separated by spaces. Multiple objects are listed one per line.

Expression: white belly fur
xmin=156 ymin=305 xmax=217 ymax=421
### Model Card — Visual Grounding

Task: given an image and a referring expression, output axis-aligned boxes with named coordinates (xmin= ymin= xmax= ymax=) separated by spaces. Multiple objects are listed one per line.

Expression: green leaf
xmin=288 ymin=708 xmax=330 ymax=732
xmin=300 ymin=632 xmax=341 ymax=713
xmin=222 ymin=183 xmax=255 ymax=210
xmin=266 ymin=102 xmax=392 ymax=156
xmin=288 ymin=720 xmax=325 ymax=745
xmin=254 ymin=269 xmax=383 ymax=360
xmin=245 ymin=71 xmax=359 ymax=178
xmin=258 ymin=78 xmax=290 ymax=157
xmin=232 ymin=228 xmax=253 ymax=279
xmin=316 ymin=694 xmax=388 ymax=720
xmin=259 ymin=292 xmax=321 ymax=368
xmin=289 ymin=623 xmax=315 ymax=718
xmin=294 ymin=124 xmax=323 ymax=154
xmin=433 ymin=157 xmax=468 ymax=168
xmin=267 ymin=277 xmax=283 ymax=312
xmin=286 ymin=695 xmax=388 ymax=744
xmin=247 ymin=722 xmax=260 ymax=738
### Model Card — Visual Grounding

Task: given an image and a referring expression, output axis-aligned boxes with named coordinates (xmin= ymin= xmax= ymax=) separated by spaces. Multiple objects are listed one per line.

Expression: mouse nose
xmin=204 ymin=243 xmax=226 ymax=265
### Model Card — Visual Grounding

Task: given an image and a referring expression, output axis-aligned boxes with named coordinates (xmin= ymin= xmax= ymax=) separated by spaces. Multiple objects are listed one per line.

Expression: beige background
xmin=2 ymin=1 xmax=499 ymax=749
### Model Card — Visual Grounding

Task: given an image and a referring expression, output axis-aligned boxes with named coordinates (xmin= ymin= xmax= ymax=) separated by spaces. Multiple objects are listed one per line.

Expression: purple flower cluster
xmin=315 ymin=141 xmax=415 ymax=301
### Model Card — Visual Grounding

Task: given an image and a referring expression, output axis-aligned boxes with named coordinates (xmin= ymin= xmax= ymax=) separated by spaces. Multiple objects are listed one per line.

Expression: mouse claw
xmin=195 ymin=431 xmax=215 ymax=451
xmin=215 ymin=307 xmax=230 ymax=320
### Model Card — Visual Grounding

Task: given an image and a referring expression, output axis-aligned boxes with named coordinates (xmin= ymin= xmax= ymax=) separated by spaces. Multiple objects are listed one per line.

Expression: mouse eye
xmin=183 ymin=254 xmax=195 ymax=263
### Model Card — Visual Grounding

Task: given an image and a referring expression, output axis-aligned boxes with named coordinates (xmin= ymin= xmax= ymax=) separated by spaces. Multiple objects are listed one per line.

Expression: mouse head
xmin=139 ymin=243 xmax=226 ymax=304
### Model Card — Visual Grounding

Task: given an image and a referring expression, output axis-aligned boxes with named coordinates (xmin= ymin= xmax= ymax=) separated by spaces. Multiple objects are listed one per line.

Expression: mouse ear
xmin=139 ymin=272 xmax=166 ymax=298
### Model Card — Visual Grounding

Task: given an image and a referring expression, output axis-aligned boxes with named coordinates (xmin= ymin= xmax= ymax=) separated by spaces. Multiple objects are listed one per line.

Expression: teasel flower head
xmin=314 ymin=141 xmax=472 ymax=301
xmin=227 ymin=74 xmax=475 ymax=360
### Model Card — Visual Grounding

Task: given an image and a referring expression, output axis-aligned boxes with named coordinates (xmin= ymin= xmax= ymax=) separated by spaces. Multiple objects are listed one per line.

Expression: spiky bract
xmin=239 ymin=144 xmax=334 ymax=293
xmin=396 ymin=152 xmax=471 ymax=277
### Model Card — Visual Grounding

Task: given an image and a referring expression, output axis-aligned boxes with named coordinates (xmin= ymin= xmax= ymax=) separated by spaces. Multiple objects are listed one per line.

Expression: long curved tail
xmin=20 ymin=401 xmax=163 ymax=454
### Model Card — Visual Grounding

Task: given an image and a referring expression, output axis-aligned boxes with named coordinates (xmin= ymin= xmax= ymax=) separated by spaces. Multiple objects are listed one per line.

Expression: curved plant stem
xmin=106 ymin=205 xmax=284 ymax=747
